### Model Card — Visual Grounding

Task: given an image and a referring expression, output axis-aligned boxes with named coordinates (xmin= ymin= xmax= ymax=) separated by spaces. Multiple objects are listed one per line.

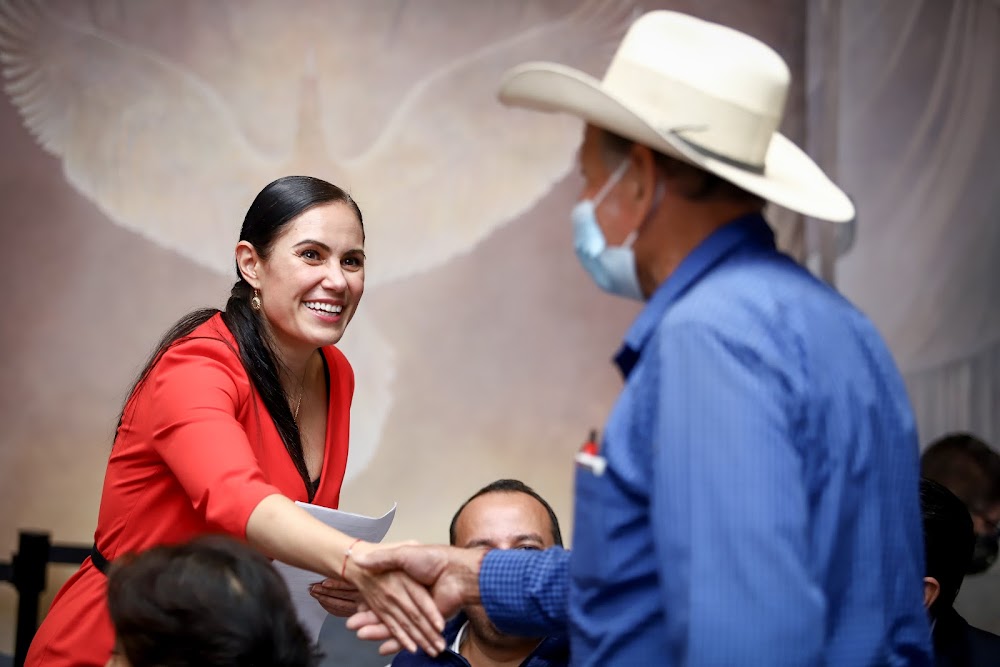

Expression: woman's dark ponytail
xmin=115 ymin=176 xmax=363 ymax=501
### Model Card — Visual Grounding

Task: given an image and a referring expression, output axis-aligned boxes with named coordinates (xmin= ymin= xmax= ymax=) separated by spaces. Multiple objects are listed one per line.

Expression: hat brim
xmin=499 ymin=63 xmax=855 ymax=223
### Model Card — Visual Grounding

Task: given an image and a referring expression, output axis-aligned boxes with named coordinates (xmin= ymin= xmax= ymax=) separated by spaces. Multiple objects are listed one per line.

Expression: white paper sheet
xmin=274 ymin=501 xmax=397 ymax=642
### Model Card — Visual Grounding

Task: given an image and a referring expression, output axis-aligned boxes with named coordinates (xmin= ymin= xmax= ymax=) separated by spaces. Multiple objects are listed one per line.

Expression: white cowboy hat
xmin=498 ymin=11 xmax=854 ymax=223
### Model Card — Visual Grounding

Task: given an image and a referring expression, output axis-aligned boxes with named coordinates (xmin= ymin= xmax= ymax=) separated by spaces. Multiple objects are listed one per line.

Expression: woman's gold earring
xmin=250 ymin=289 xmax=262 ymax=312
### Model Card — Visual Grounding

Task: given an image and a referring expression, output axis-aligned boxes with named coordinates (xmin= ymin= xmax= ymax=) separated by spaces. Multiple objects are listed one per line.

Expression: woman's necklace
xmin=291 ymin=367 xmax=307 ymax=424
xmin=286 ymin=352 xmax=315 ymax=425
xmin=293 ymin=387 xmax=304 ymax=423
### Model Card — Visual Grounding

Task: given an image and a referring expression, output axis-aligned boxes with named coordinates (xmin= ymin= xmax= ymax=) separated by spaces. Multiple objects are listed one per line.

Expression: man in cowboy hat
xmin=349 ymin=10 xmax=932 ymax=666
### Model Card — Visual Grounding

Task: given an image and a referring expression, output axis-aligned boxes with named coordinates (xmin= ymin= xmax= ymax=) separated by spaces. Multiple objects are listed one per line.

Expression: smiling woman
xmin=24 ymin=176 xmax=446 ymax=667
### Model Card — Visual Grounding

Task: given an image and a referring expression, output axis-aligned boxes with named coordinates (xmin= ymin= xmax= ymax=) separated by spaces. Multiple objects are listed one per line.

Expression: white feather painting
xmin=0 ymin=0 xmax=631 ymax=481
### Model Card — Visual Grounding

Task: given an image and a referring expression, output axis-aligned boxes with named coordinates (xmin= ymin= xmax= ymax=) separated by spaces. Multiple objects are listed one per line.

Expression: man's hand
xmin=348 ymin=602 xmax=406 ymax=655
xmin=346 ymin=544 xmax=487 ymax=655
xmin=309 ymin=576 xmax=361 ymax=617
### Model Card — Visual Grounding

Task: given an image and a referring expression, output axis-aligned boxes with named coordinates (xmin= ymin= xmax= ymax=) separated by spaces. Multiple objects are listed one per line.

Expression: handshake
xmin=312 ymin=543 xmax=486 ymax=656
xmin=309 ymin=480 xmax=566 ymax=659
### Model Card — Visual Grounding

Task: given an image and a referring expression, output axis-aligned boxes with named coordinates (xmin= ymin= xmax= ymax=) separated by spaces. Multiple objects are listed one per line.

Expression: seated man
xmin=919 ymin=478 xmax=1000 ymax=666
xmin=392 ymin=479 xmax=568 ymax=667
xmin=105 ymin=534 xmax=318 ymax=667
xmin=921 ymin=433 xmax=1000 ymax=574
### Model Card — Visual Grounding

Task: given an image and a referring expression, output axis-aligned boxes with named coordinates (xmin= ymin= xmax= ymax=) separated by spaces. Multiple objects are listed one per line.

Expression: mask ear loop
xmin=592 ymin=157 xmax=631 ymax=207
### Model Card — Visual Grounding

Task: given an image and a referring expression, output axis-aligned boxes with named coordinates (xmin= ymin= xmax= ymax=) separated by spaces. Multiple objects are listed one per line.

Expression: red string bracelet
xmin=341 ymin=538 xmax=363 ymax=579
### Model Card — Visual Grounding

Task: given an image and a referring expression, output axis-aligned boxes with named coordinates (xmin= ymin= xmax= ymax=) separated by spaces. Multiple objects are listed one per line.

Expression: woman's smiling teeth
xmin=304 ymin=301 xmax=343 ymax=314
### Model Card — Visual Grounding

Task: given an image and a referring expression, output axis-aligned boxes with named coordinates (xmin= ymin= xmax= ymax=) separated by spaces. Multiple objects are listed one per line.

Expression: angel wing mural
xmin=0 ymin=0 xmax=631 ymax=480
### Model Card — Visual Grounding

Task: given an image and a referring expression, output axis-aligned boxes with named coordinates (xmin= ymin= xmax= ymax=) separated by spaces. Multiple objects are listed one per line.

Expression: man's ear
xmin=235 ymin=241 xmax=262 ymax=288
xmin=619 ymin=143 xmax=659 ymax=226
xmin=923 ymin=576 xmax=941 ymax=610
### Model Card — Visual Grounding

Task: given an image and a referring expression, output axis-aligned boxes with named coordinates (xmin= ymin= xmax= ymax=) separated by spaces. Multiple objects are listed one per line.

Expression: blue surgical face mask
xmin=571 ymin=159 xmax=644 ymax=301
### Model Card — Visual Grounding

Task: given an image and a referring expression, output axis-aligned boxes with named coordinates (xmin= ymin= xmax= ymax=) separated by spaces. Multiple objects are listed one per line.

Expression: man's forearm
xmin=480 ymin=547 xmax=570 ymax=636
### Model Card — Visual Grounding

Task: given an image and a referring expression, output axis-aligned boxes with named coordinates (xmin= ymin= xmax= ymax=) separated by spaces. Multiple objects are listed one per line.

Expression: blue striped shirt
xmin=481 ymin=213 xmax=932 ymax=666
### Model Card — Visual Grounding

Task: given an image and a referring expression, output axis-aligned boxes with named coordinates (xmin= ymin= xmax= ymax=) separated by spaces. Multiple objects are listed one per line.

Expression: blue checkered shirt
xmin=481 ymin=213 xmax=933 ymax=666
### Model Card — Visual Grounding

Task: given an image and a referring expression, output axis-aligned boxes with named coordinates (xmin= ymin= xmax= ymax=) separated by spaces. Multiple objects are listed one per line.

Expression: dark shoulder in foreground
xmin=934 ymin=607 xmax=1000 ymax=667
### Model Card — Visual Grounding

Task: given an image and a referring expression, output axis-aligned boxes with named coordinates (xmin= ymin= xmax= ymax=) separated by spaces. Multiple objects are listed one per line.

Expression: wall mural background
xmin=0 ymin=1 xmax=995 ymax=664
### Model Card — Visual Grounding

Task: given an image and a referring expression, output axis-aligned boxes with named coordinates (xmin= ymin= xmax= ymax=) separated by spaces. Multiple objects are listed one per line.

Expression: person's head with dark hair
xmin=237 ymin=174 xmax=365 ymax=265
xmin=449 ymin=478 xmax=563 ymax=548
xmin=920 ymin=478 xmax=976 ymax=620
xmin=921 ymin=432 xmax=1000 ymax=574
xmin=105 ymin=535 xmax=319 ymax=667
xmin=597 ymin=129 xmax=767 ymax=209
xmin=120 ymin=175 xmax=365 ymax=500
xmin=431 ymin=480 xmax=564 ymax=667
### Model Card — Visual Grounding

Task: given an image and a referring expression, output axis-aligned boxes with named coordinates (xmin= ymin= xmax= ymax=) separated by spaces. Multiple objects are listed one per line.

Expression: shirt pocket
xmin=570 ymin=461 xmax=615 ymax=587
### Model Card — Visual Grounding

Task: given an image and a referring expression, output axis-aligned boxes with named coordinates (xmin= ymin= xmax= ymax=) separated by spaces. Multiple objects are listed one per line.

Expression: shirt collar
xmin=613 ymin=212 xmax=775 ymax=378
xmin=451 ymin=619 xmax=469 ymax=653
xmin=451 ymin=618 xmax=568 ymax=666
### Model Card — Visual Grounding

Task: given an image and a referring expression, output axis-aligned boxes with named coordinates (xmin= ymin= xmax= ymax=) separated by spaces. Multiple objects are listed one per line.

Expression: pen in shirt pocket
xmin=575 ymin=429 xmax=607 ymax=476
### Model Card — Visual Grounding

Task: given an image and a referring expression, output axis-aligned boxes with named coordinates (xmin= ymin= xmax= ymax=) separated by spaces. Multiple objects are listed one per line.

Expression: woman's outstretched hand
xmin=342 ymin=541 xmax=448 ymax=656
xmin=345 ymin=543 xmax=487 ymax=655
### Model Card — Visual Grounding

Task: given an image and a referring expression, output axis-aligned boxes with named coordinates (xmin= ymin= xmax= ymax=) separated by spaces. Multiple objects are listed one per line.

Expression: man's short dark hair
xmin=920 ymin=478 xmax=976 ymax=616
xmin=599 ymin=129 xmax=765 ymax=207
xmin=921 ymin=432 xmax=1000 ymax=512
xmin=449 ymin=479 xmax=563 ymax=548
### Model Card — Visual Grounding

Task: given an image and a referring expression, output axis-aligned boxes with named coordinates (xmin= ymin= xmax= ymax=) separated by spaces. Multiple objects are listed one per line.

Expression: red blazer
xmin=27 ymin=313 xmax=353 ymax=667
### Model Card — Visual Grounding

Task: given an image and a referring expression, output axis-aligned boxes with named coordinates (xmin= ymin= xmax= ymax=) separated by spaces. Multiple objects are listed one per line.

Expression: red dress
xmin=26 ymin=314 xmax=353 ymax=666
